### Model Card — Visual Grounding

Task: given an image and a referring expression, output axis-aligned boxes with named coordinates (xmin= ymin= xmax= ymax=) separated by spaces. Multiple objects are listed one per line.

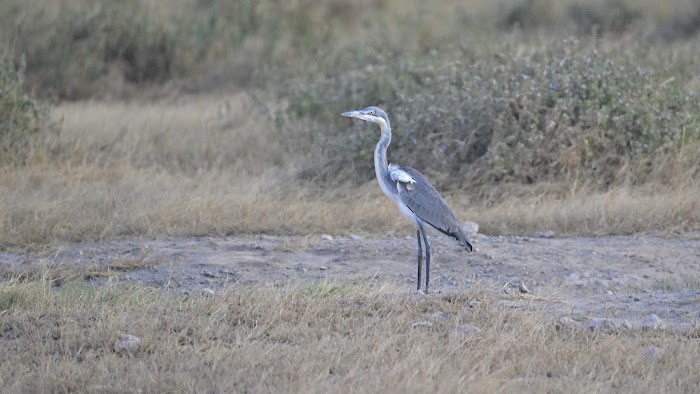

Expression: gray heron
xmin=341 ymin=106 xmax=473 ymax=292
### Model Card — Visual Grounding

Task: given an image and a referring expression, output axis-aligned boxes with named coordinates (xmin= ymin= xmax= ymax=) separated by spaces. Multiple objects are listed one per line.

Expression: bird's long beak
xmin=341 ymin=110 xmax=369 ymax=121
xmin=341 ymin=110 xmax=360 ymax=118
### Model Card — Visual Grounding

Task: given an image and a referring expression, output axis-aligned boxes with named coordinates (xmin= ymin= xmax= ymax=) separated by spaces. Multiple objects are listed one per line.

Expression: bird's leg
xmin=419 ymin=223 xmax=431 ymax=292
xmin=416 ymin=229 xmax=422 ymax=291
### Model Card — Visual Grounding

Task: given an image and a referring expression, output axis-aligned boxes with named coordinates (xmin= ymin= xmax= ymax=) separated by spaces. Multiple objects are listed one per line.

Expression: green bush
xmin=3 ymin=0 xmax=696 ymax=100
xmin=284 ymin=40 xmax=699 ymax=191
xmin=501 ymin=0 xmax=642 ymax=35
xmin=3 ymin=1 xmax=177 ymax=99
xmin=0 ymin=0 xmax=360 ymax=99
xmin=0 ymin=53 xmax=47 ymax=165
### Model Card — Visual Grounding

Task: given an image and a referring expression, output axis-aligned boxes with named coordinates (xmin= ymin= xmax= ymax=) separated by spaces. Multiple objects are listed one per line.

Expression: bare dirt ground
xmin=2 ymin=231 xmax=700 ymax=330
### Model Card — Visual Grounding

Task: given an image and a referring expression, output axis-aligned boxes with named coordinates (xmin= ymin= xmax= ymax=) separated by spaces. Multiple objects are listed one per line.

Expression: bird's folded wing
xmin=394 ymin=166 xmax=472 ymax=251
xmin=389 ymin=164 xmax=416 ymax=185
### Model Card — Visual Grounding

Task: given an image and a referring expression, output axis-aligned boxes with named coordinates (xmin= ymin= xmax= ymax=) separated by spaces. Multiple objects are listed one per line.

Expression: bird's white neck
xmin=374 ymin=119 xmax=391 ymax=171
xmin=374 ymin=129 xmax=390 ymax=170
xmin=374 ymin=122 xmax=395 ymax=199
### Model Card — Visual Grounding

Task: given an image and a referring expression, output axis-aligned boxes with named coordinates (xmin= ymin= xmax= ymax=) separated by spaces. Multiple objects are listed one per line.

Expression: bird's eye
xmin=368 ymin=110 xmax=375 ymax=115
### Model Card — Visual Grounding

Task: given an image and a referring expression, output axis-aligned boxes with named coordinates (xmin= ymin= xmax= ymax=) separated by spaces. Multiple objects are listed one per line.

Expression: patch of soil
xmin=2 ymin=232 xmax=700 ymax=330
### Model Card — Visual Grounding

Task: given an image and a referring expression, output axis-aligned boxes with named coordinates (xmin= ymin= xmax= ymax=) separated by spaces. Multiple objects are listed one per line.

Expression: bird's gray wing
xmin=393 ymin=166 xmax=473 ymax=252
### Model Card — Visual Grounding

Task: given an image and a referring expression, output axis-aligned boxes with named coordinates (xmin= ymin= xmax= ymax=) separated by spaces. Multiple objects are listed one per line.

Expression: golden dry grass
xmin=471 ymin=182 xmax=700 ymax=236
xmin=1 ymin=95 xmax=698 ymax=249
xmin=1 ymin=272 xmax=699 ymax=393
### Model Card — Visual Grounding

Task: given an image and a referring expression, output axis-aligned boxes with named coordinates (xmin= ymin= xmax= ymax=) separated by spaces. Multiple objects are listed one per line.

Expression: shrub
xmin=0 ymin=53 xmax=47 ymax=165
xmin=1 ymin=0 xmax=695 ymax=100
xmin=3 ymin=1 xmax=177 ymax=99
xmin=0 ymin=0 xmax=366 ymax=99
xmin=284 ymin=39 xmax=699 ymax=192
xmin=648 ymin=5 xmax=700 ymax=43
xmin=502 ymin=0 xmax=642 ymax=36
xmin=568 ymin=0 xmax=641 ymax=35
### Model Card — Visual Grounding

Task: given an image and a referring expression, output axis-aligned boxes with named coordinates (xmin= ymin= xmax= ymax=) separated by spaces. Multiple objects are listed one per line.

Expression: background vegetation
xmin=0 ymin=0 xmax=699 ymax=247
xmin=1 ymin=3 xmax=699 ymax=391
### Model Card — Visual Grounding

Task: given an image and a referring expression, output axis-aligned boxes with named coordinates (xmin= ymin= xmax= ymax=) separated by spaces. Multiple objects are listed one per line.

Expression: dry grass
xmin=1 ymin=271 xmax=699 ymax=393
xmin=470 ymin=182 xmax=700 ymax=236
xmin=0 ymin=95 xmax=698 ymax=249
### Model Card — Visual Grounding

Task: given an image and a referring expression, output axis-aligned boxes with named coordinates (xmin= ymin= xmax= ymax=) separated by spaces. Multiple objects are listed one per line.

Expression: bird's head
xmin=341 ymin=106 xmax=390 ymax=130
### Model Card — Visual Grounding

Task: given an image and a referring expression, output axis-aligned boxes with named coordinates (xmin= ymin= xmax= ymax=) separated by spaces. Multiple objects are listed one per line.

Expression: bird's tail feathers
xmin=432 ymin=224 xmax=473 ymax=252
xmin=454 ymin=226 xmax=474 ymax=252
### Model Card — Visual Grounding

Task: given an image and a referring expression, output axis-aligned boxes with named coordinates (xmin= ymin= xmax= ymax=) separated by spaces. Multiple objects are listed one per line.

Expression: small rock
xmin=113 ymin=334 xmax=141 ymax=354
xmin=606 ymin=290 xmax=614 ymax=295
xmin=589 ymin=318 xmax=621 ymax=334
xmin=564 ymin=272 xmax=581 ymax=285
xmin=536 ymin=231 xmax=556 ymax=238
xmin=201 ymin=270 xmax=218 ymax=278
xmin=462 ymin=221 xmax=479 ymax=236
xmin=320 ymin=234 xmax=334 ymax=241
xmin=621 ymin=319 xmax=633 ymax=330
xmin=645 ymin=346 xmax=661 ymax=361
xmin=455 ymin=324 xmax=481 ymax=339
xmin=518 ymin=281 xmax=530 ymax=294
xmin=556 ymin=317 xmax=583 ymax=333
xmin=642 ymin=314 xmax=665 ymax=331
xmin=349 ymin=234 xmax=362 ymax=241
xmin=202 ymin=288 xmax=215 ymax=297
xmin=319 ymin=266 xmax=329 ymax=271
xmin=412 ymin=321 xmax=434 ymax=329
xmin=503 ymin=278 xmax=530 ymax=294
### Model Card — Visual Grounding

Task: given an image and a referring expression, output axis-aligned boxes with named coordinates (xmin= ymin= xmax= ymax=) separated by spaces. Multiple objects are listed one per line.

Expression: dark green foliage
xmin=0 ymin=53 xmax=47 ymax=164
xmin=648 ymin=5 xmax=700 ymax=43
xmin=502 ymin=0 xmax=642 ymax=35
xmin=568 ymin=0 xmax=641 ymax=35
xmin=285 ymin=40 xmax=699 ymax=191
xmin=4 ymin=1 xmax=176 ymax=99
xmin=0 ymin=1 xmax=350 ymax=99
xmin=2 ymin=0 xmax=696 ymax=100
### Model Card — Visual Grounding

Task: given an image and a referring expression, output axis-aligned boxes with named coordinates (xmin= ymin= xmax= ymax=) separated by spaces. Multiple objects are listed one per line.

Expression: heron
xmin=341 ymin=106 xmax=473 ymax=292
